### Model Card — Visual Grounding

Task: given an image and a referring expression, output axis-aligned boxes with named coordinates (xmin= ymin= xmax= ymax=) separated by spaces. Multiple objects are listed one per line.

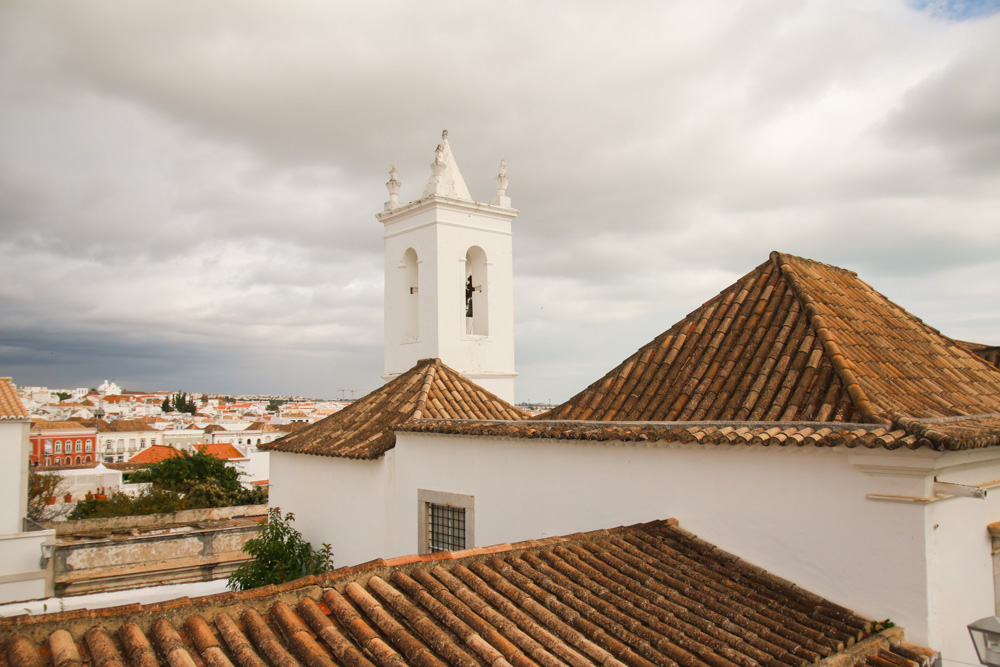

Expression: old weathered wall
xmin=51 ymin=509 xmax=265 ymax=596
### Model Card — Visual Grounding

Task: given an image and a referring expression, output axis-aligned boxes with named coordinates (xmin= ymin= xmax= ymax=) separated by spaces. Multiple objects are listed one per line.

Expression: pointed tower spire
xmin=421 ymin=130 xmax=473 ymax=200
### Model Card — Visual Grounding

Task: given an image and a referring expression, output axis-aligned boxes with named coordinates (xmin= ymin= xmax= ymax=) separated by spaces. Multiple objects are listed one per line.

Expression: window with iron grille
xmin=418 ymin=489 xmax=474 ymax=555
xmin=426 ymin=503 xmax=466 ymax=553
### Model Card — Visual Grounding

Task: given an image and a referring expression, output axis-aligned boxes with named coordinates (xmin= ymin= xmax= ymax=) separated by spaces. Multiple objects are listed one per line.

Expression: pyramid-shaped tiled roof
xmin=262 ymin=358 xmax=526 ymax=459
xmin=545 ymin=251 xmax=1000 ymax=426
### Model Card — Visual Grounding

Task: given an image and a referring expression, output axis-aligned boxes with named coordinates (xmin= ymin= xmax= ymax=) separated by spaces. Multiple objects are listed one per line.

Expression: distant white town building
xmin=96 ymin=379 xmax=122 ymax=397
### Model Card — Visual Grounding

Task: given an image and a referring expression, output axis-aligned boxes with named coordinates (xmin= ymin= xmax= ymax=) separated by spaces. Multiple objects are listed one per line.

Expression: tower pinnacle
xmin=421 ymin=130 xmax=473 ymax=200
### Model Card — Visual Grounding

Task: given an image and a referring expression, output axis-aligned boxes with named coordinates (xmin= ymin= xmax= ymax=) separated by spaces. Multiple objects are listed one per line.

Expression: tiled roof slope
xmin=545 ymin=251 xmax=1000 ymax=428
xmin=0 ymin=378 xmax=28 ymax=420
xmin=195 ymin=443 xmax=248 ymax=460
xmin=128 ymin=445 xmax=183 ymax=464
xmin=0 ymin=519 xmax=937 ymax=667
xmin=79 ymin=419 xmax=158 ymax=433
xmin=262 ymin=358 xmax=525 ymax=459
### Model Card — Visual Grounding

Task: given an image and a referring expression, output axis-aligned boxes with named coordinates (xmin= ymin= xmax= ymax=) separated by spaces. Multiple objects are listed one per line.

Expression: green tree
xmin=228 ymin=509 xmax=333 ymax=591
xmin=160 ymin=396 xmax=171 ymax=412
xmin=68 ymin=488 xmax=186 ymax=520
xmin=172 ymin=391 xmax=197 ymax=415
xmin=130 ymin=449 xmax=243 ymax=495
xmin=69 ymin=450 xmax=268 ymax=520
xmin=54 ymin=392 xmax=71 ymax=401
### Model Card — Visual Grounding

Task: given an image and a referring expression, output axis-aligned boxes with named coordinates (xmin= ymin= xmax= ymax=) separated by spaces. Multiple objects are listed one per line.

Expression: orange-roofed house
xmin=28 ymin=420 xmax=98 ymax=466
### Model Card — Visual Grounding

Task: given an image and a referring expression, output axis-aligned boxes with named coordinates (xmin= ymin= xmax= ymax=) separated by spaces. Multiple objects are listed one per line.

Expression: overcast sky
xmin=1 ymin=0 xmax=999 ymax=403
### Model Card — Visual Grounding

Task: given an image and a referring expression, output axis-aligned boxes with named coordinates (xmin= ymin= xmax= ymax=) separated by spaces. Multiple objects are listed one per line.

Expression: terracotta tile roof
xmin=127 ymin=445 xmax=183 ymax=464
xmin=30 ymin=420 xmax=95 ymax=432
xmin=399 ymin=419 xmax=921 ymax=448
xmin=245 ymin=421 xmax=286 ymax=432
xmin=967 ymin=344 xmax=1000 ymax=370
xmin=538 ymin=252 xmax=1000 ymax=449
xmin=195 ymin=443 xmax=249 ymax=460
xmin=262 ymin=358 xmax=526 ymax=459
xmin=90 ymin=418 xmax=158 ymax=433
xmin=0 ymin=519 xmax=936 ymax=667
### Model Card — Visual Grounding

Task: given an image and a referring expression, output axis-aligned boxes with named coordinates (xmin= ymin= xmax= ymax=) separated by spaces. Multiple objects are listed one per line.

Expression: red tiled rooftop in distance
xmin=194 ymin=442 xmax=248 ymax=460
xmin=0 ymin=519 xmax=938 ymax=667
xmin=127 ymin=445 xmax=182 ymax=464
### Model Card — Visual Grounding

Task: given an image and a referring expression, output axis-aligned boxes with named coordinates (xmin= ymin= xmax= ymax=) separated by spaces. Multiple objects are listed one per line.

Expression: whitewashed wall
xmin=268 ymin=450 xmax=394 ymax=568
xmin=381 ymin=198 xmax=517 ymax=403
xmin=0 ymin=420 xmax=29 ymax=534
xmin=238 ymin=446 xmax=270 ymax=485
xmin=0 ymin=531 xmax=53 ymax=603
xmin=391 ymin=432 xmax=1000 ymax=666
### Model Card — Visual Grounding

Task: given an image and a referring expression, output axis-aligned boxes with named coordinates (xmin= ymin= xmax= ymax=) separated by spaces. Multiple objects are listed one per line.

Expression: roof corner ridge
xmin=776 ymin=253 xmax=884 ymax=425
xmin=412 ymin=360 xmax=439 ymax=420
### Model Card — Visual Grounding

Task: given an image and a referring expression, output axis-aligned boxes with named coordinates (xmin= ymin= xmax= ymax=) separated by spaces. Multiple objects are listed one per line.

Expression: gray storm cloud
xmin=1 ymin=0 xmax=998 ymax=401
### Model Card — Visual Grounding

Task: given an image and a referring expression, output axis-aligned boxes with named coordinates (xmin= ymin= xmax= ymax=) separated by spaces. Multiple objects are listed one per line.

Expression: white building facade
xmin=0 ymin=378 xmax=54 ymax=603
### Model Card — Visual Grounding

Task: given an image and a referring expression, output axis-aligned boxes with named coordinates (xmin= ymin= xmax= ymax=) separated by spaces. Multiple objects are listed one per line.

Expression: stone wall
xmin=49 ymin=505 xmax=266 ymax=596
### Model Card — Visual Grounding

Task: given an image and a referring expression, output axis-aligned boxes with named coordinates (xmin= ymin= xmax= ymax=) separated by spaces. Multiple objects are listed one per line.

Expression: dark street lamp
xmin=969 ymin=616 xmax=1000 ymax=667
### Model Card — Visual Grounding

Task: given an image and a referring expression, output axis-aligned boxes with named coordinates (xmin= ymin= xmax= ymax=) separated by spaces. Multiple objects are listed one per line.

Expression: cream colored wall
xmin=0 ymin=531 xmax=53 ymax=603
xmin=0 ymin=420 xmax=30 ymax=534
xmin=268 ymin=450 xmax=393 ymax=568
xmin=390 ymin=433 xmax=1000 ymax=664
xmin=381 ymin=198 xmax=517 ymax=403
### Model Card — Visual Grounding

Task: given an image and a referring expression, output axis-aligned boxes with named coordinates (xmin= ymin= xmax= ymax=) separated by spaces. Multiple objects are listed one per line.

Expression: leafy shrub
xmin=66 ymin=450 xmax=269 ymax=520
xmin=129 ymin=449 xmax=244 ymax=496
xmin=227 ymin=509 xmax=333 ymax=591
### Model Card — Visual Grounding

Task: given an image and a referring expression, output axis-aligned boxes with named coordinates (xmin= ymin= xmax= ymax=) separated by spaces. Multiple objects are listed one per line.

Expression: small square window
xmin=427 ymin=504 xmax=466 ymax=553
xmin=417 ymin=489 xmax=474 ymax=555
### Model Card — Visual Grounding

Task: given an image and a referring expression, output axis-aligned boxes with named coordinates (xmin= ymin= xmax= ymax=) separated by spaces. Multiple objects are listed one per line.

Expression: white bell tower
xmin=377 ymin=131 xmax=518 ymax=403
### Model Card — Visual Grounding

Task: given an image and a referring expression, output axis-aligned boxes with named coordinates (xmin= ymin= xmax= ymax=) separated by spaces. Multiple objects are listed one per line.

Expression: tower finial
xmin=384 ymin=165 xmax=401 ymax=212
xmin=422 ymin=131 xmax=472 ymax=200
xmin=491 ymin=160 xmax=511 ymax=207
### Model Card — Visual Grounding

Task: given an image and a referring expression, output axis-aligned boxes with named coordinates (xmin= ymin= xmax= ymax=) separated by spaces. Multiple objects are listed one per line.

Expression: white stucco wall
xmin=0 ymin=530 xmax=53 ymax=603
xmin=924 ymin=453 xmax=1000 ymax=667
xmin=0 ymin=420 xmax=30 ymax=534
xmin=390 ymin=433 xmax=1000 ymax=663
xmin=238 ymin=447 xmax=270 ymax=484
xmin=267 ymin=450 xmax=394 ymax=568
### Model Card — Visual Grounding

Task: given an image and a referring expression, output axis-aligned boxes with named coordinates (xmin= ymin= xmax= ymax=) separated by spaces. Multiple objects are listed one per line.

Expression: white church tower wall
xmin=377 ymin=132 xmax=518 ymax=403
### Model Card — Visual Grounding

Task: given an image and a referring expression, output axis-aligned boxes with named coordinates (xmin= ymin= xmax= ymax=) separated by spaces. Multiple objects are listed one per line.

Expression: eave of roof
xmin=0 ymin=519 xmax=936 ymax=667
xmin=400 ymin=413 xmax=1000 ymax=452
